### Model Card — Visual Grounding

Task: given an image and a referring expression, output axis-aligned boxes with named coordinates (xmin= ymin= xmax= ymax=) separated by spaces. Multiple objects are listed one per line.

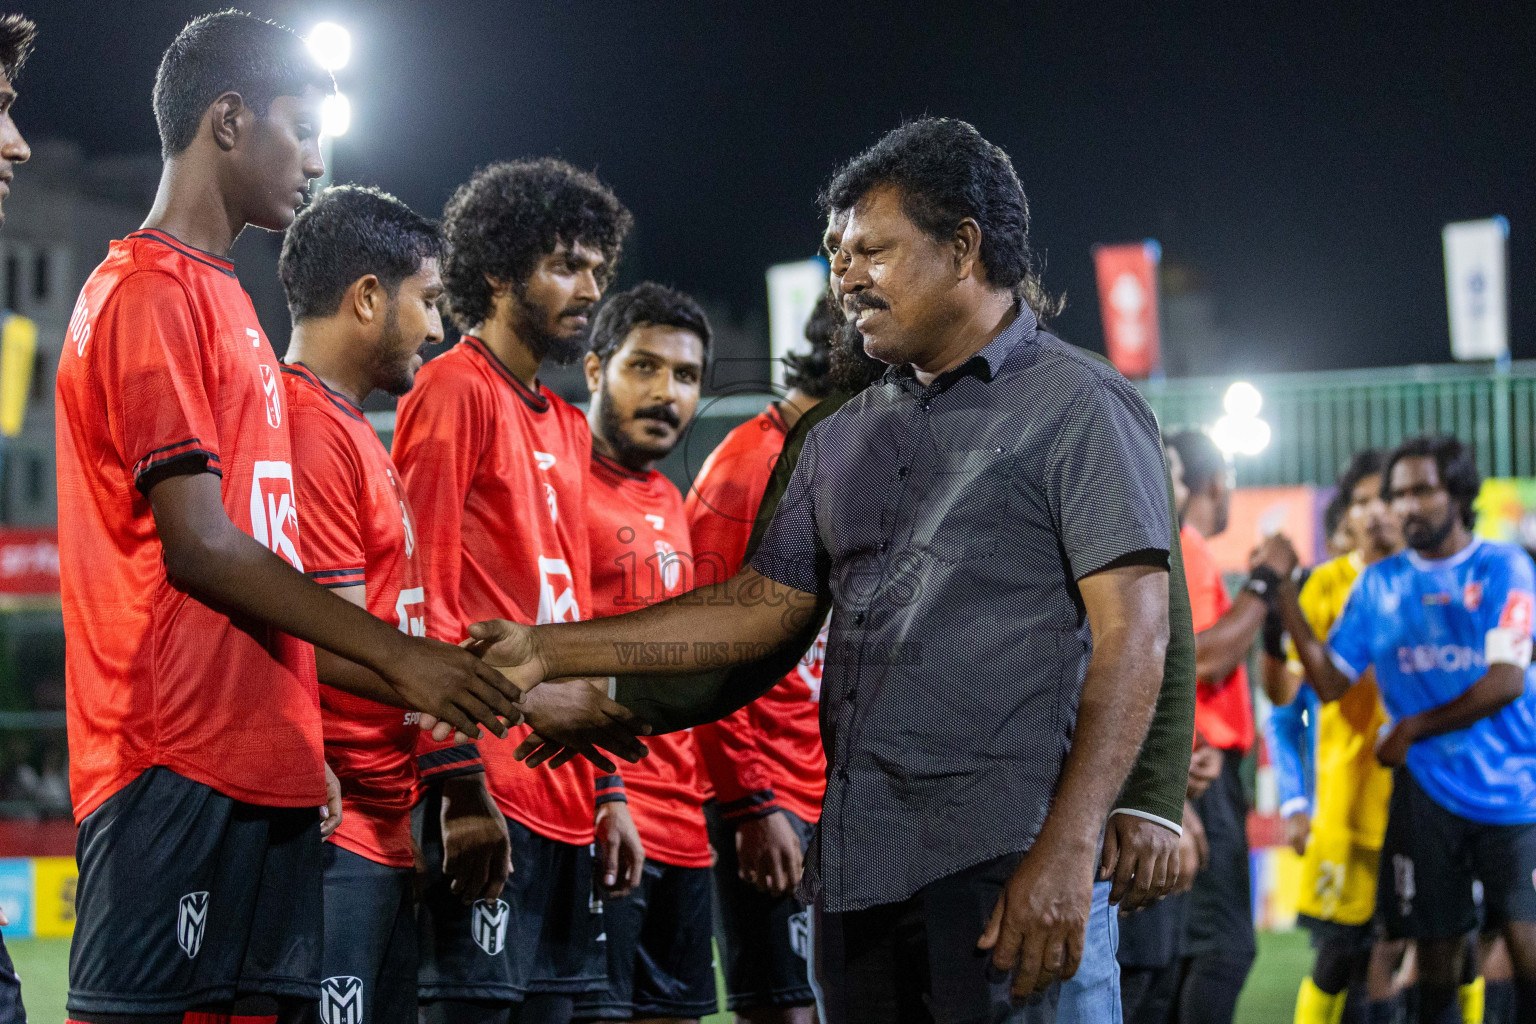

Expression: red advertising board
xmin=0 ymin=527 xmax=59 ymax=599
xmin=1093 ymin=241 xmax=1162 ymax=379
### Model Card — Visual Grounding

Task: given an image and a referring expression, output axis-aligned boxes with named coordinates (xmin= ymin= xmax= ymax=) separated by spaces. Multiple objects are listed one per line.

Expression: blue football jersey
xmin=1328 ymin=537 xmax=1536 ymax=824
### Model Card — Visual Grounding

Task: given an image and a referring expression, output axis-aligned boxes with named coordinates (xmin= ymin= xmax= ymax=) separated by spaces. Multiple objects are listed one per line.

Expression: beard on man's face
xmin=597 ymin=379 xmax=680 ymax=470
xmin=512 ymin=287 xmax=592 ymax=366
xmin=1403 ymin=504 xmax=1458 ymax=553
xmin=373 ymin=303 xmax=418 ymax=398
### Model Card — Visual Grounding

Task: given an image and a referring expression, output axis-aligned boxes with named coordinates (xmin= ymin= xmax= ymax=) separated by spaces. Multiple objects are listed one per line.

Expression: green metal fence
xmin=1139 ymin=361 xmax=1536 ymax=487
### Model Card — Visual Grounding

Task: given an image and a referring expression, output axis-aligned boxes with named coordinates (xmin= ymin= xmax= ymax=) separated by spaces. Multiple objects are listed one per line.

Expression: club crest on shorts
xmin=320 ymin=975 xmax=363 ymax=1024
xmin=177 ymin=891 xmax=210 ymax=958
xmin=472 ymin=898 xmax=509 ymax=956
xmin=788 ymin=908 xmax=810 ymax=961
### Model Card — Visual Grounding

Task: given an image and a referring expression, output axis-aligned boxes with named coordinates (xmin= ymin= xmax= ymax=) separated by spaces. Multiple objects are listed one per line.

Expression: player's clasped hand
xmin=319 ymin=762 xmax=343 ymax=838
xmin=515 ymin=678 xmax=651 ymax=772
xmin=385 ymin=633 xmax=526 ymax=741
xmin=1098 ymin=813 xmax=1178 ymax=912
xmin=977 ymin=836 xmax=1094 ymax=1000
xmin=736 ymin=810 xmax=804 ymax=898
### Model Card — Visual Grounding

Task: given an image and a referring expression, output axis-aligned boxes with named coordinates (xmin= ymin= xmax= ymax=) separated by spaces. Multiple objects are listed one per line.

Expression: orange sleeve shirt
xmin=55 ymin=230 xmax=323 ymax=822
xmin=392 ymin=338 xmax=601 ymax=845
xmin=1181 ymin=523 xmax=1255 ymax=753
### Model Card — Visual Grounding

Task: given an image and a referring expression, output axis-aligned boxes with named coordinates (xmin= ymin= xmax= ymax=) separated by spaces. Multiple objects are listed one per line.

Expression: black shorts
xmin=1297 ymin=914 xmax=1378 ymax=955
xmin=67 ymin=766 xmax=323 ymax=1017
xmin=1378 ymin=767 xmax=1536 ymax=941
xmin=575 ymin=860 xmax=718 ymax=1020
xmin=1183 ymin=749 xmax=1256 ymax=964
xmin=706 ymin=802 xmax=816 ymax=1010
xmin=0 ymin=931 xmax=24 ymax=1024
xmin=320 ymin=844 xmax=416 ymax=1024
xmin=416 ymin=788 xmax=607 ymax=1003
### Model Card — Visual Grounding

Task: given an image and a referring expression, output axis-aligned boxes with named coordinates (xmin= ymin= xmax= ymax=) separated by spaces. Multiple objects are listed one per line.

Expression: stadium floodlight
xmin=306 ymin=22 xmax=351 ymax=72
xmin=1223 ymin=381 xmax=1263 ymax=420
xmin=320 ymin=92 xmax=351 ymax=138
xmin=1212 ymin=413 xmax=1272 ymax=457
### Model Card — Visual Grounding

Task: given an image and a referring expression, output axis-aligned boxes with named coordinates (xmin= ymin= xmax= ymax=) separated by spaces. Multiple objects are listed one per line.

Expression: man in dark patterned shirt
xmin=473 ymin=119 xmax=1175 ymax=1023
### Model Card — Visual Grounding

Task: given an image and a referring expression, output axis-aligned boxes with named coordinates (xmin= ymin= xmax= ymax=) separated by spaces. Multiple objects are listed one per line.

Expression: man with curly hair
xmin=393 ymin=158 xmax=648 ymax=1024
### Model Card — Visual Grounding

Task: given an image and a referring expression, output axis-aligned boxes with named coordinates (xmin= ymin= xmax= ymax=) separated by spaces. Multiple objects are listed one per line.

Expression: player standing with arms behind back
xmin=1284 ymin=435 xmax=1536 ymax=1024
xmin=54 ymin=15 xmax=521 ymax=1024
xmin=576 ymin=282 xmax=718 ymax=1024
xmin=395 ymin=160 xmax=649 ymax=1024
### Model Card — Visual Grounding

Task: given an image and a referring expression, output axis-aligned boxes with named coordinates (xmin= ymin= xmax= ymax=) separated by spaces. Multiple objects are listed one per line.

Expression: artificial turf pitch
xmin=4 ymin=929 xmax=1314 ymax=1022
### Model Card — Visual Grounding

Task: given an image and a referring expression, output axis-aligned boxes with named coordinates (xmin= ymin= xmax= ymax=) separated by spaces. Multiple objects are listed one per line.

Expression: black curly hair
xmin=590 ymin=282 xmax=711 ymax=365
xmin=0 ymin=14 xmax=36 ymax=81
xmin=1336 ymin=449 xmax=1387 ymax=504
xmin=821 ymin=117 xmax=1063 ymax=322
xmin=783 ymin=292 xmax=840 ymax=399
xmin=1383 ymin=434 xmax=1481 ymax=530
xmin=441 ymin=158 xmax=633 ymax=332
xmin=153 ymin=9 xmax=333 ymax=159
xmin=279 ymin=184 xmax=444 ymax=320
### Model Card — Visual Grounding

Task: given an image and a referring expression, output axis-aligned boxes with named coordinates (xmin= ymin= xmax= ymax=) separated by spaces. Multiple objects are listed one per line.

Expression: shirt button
xmin=922 ymin=401 xmax=932 ymax=412
xmin=838 ymin=767 xmax=850 ymax=781
xmin=897 ymin=466 xmax=909 ymax=478
xmin=877 ymin=541 xmax=888 ymax=552
xmin=853 ymin=612 xmax=866 ymax=625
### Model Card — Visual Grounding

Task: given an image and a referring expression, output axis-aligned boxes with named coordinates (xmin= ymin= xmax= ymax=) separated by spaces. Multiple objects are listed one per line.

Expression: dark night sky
xmin=18 ymin=1 xmax=1536 ymax=374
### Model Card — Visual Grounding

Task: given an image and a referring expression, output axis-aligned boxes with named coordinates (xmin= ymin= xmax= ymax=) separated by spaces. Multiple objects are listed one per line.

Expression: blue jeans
xmin=811 ymin=858 xmax=1119 ymax=1024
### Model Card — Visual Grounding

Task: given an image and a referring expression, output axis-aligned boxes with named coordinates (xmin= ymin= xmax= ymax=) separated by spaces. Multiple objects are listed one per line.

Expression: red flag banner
xmin=0 ymin=528 xmax=59 ymax=600
xmin=1093 ymin=241 xmax=1162 ymax=379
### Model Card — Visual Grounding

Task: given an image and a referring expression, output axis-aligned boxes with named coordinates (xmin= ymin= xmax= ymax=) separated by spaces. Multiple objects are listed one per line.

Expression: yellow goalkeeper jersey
xmin=1287 ymin=552 xmax=1395 ymax=924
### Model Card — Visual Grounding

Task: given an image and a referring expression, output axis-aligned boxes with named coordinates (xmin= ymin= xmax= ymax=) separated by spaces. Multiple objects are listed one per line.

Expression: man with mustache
xmin=1284 ymin=435 xmax=1536 ymax=1024
xmin=467 ymin=118 xmax=1186 ymax=1022
xmin=575 ymin=282 xmax=718 ymax=1024
xmin=393 ymin=159 xmax=649 ymax=1024
xmin=0 ymin=13 xmax=31 ymax=1023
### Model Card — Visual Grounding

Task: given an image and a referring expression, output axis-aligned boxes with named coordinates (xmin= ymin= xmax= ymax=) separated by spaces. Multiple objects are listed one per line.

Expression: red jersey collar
xmin=463 ymin=335 xmax=550 ymax=413
xmin=127 ymin=229 xmax=237 ymax=278
xmin=279 ymin=362 xmax=368 ymax=423
xmin=591 ymin=450 xmax=652 ymax=484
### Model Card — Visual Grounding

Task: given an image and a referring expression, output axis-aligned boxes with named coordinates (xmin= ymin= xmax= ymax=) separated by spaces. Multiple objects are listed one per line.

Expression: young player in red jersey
xmin=0 ymin=16 xmax=32 ymax=1024
xmin=278 ymin=185 xmax=517 ymax=1024
xmin=53 ymin=15 xmax=520 ymax=1024
xmin=574 ymin=284 xmax=718 ymax=1024
xmin=685 ymin=295 xmax=842 ymax=1024
xmin=394 ymin=160 xmax=648 ymax=1024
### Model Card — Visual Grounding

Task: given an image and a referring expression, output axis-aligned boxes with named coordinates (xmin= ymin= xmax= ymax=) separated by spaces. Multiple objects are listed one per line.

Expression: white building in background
xmin=0 ymin=140 xmax=159 ymax=526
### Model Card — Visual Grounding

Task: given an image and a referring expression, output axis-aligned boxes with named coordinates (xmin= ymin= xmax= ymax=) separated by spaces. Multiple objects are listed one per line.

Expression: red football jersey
xmin=284 ymin=364 xmax=425 ymax=868
xmin=55 ymin=230 xmax=323 ymax=822
xmin=393 ymin=336 xmax=600 ymax=845
xmin=686 ymin=405 xmax=827 ymax=826
xmin=587 ymin=452 xmax=711 ymax=868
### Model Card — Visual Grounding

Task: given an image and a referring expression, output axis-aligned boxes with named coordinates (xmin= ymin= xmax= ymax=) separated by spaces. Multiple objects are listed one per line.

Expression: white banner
xmin=767 ymin=258 xmax=828 ymax=387
xmin=1443 ymin=217 xmax=1509 ymax=361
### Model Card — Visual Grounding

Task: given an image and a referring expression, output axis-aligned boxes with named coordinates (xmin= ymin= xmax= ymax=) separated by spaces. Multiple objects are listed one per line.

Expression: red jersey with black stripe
xmin=686 ymin=405 xmax=827 ymax=826
xmin=54 ymin=230 xmax=323 ymax=822
xmin=587 ymin=452 xmax=712 ymax=868
xmin=284 ymin=363 xmax=425 ymax=868
xmin=393 ymin=336 xmax=602 ymax=845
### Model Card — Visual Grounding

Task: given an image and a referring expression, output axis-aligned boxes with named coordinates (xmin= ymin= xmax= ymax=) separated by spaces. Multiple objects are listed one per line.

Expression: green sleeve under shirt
xmin=615 ymin=387 xmax=1195 ymax=829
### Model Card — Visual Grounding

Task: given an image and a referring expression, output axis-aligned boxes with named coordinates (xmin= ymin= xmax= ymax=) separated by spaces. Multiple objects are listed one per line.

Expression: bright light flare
xmin=306 ymin=22 xmax=351 ymax=71
xmin=320 ymin=92 xmax=351 ymax=138
xmin=1212 ymin=414 xmax=1272 ymax=457
xmin=1224 ymin=381 xmax=1263 ymax=419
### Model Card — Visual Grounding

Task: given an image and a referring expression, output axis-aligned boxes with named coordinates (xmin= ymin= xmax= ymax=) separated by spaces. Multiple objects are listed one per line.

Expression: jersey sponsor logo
xmin=1464 ymin=581 xmax=1483 ymax=611
xmin=1422 ymin=592 xmax=1452 ymax=606
xmin=788 ymin=908 xmax=810 ymax=961
xmin=386 ymin=468 xmax=416 ymax=558
xmin=1392 ymin=854 xmax=1415 ymax=918
xmin=1500 ymin=591 xmax=1534 ymax=636
xmin=258 ymin=362 xmax=282 ymax=428
xmin=795 ymin=612 xmax=831 ymax=702
xmin=471 ymin=898 xmax=509 ymax=956
xmin=1396 ymin=643 xmax=1484 ymax=675
xmin=319 ymin=975 xmax=363 ymax=1024
xmin=537 ymin=556 xmax=581 ymax=624
xmin=250 ymin=461 xmax=303 ymax=570
xmin=654 ymin=539 xmax=682 ymax=592
xmin=545 ymin=482 xmax=559 ymax=524
xmin=177 ymin=890 xmax=210 ymax=959
xmin=534 ymin=451 xmax=557 ymax=471
xmin=644 ymin=514 xmax=665 ymax=531
xmin=395 ymin=586 xmax=426 ymax=637
xmin=1314 ymin=860 xmax=1346 ymax=919
xmin=246 ymin=327 xmax=261 ymax=348
xmin=69 ymin=297 xmax=92 ymax=357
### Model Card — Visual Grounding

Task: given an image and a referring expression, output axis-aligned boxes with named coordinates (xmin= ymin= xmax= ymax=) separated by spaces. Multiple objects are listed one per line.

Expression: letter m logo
xmin=177 ymin=891 xmax=209 ymax=959
xmin=320 ymin=975 xmax=364 ymax=1024
xmin=472 ymin=898 xmax=509 ymax=956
